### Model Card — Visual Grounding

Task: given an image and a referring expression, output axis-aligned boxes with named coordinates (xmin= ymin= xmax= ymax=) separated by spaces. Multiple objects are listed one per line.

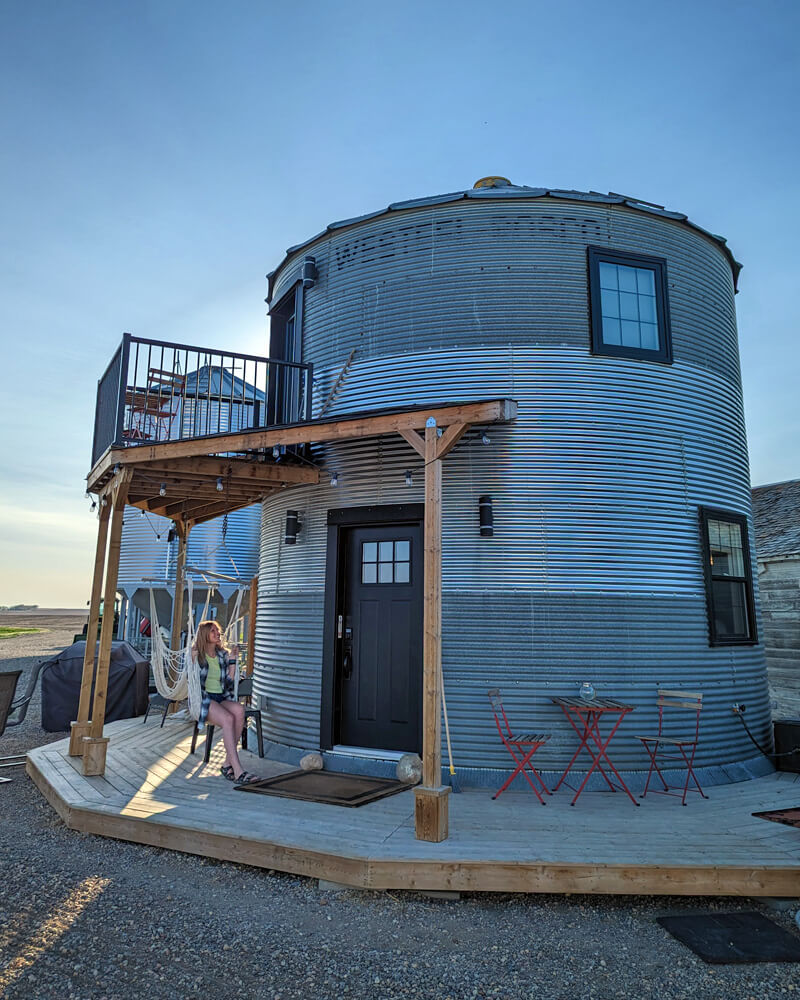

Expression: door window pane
xmin=361 ymin=539 xmax=412 ymax=585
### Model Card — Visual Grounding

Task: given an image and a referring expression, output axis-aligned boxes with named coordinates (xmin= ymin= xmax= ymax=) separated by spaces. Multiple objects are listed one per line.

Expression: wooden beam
xmin=69 ymin=501 xmax=111 ymax=756
xmin=143 ymin=456 xmax=318 ymax=485
xmin=170 ymin=518 xmax=191 ymax=652
xmin=160 ymin=497 xmax=250 ymax=523
xmin=414 ymin=417 xmax=450 ymax=842
xmin=88 ymin=399 xmax=518 ymax=487
xmin=399 ymin=428 xmax=426 ymax=458
xmin=435 ymin=422 xmax=469 ymax=459
xmin=246 ymin=575 xmax=258 ymax=676
xmin=83 ymin=470 xmax=131 ymax=774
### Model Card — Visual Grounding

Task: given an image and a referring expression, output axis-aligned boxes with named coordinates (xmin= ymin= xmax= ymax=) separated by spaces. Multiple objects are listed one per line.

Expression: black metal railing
xmin=91 ymin=333 xmax=313 ymax=467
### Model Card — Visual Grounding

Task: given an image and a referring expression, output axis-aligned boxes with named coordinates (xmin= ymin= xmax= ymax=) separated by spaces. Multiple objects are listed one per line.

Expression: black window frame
xmin=699 ymin=506 xmax=758 ymax=647
xmin=587 ymin=246 xmax=672 ymax=364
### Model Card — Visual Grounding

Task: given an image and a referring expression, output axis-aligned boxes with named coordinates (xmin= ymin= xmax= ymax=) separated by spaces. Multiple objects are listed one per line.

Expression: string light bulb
xmin=159 ymin=483 xmax=167 ymax=497
xmin=404 ymin=470 xmax=413 ymax=487
xmin=216 ymin=477 xmax=224 ymax=492
xmin=330 ymin=471 xmax=339 ymax=488
xmin=272 ymin=445 xmax=281 ymax=459
xmin=100 ymin=496 xmax=108 ymax=507
xmin=481 ymin=432 xmax=491 ymax=445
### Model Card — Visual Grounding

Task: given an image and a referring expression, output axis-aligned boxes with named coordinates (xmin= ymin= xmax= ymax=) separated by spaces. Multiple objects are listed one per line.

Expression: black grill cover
xmin=41 ymin=641 xmax=149 ymax=732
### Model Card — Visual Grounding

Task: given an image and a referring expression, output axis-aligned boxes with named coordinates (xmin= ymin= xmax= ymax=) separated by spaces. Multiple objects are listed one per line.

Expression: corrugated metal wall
xmin=255 ymin=193 xmax=769 ymax=774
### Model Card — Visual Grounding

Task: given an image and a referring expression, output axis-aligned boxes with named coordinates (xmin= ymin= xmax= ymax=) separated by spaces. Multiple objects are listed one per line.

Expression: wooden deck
xmin=28 ymin=717 xmax=800 ymax=897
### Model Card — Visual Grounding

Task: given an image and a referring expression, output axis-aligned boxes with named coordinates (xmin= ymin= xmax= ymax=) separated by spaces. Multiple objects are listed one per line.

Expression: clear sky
xmin=1 ymin=0 xmax=798 ymax=607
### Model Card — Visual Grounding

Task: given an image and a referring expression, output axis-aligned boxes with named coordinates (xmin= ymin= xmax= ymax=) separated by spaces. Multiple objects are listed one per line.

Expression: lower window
xmin=699 ymin=507 xmax=757 ymax=645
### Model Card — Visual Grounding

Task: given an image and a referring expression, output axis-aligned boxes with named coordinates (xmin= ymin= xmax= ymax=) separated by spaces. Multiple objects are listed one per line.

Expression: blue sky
xmin=1 ymin=0 xmax=798 ymax=606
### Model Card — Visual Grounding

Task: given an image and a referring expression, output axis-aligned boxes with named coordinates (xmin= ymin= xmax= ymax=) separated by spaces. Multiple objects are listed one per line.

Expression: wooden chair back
xmin=487 ymin=688 xmax=512 ymax=741
xmin=656 ymin=688 xmax=702 ymax=742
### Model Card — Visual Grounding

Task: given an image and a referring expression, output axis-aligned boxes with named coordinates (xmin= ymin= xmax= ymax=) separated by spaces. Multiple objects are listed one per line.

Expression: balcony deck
xmin=28 ymin=718 xmax=800 ymax=896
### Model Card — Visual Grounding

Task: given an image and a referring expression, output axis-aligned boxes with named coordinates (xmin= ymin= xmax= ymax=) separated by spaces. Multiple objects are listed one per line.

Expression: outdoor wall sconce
xmin=302 ymin=256 xmax=317 ymax=289
xmin=479 ymin=495 xmax=494 ymax=537
xmin=285 ymin=509 xmax=303 ymax=545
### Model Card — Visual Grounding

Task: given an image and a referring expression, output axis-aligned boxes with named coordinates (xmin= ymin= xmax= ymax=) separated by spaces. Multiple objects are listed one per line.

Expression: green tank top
xmin=204 ymin=654 xmax=222 ymax=693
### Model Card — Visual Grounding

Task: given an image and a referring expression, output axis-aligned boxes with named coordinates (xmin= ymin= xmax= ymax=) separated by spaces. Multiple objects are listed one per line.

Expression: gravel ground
xmin=1 ymin=615 xmax=799 ymax=1000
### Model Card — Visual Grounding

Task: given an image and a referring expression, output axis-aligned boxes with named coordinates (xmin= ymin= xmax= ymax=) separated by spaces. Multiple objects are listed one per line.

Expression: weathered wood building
xmin=751 ymin=478 xmax=800 ymax=718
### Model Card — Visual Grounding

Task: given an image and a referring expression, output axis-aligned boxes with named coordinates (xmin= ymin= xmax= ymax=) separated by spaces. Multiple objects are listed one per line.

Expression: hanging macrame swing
xmin=149 ymin=578 xmax=246 ymax=723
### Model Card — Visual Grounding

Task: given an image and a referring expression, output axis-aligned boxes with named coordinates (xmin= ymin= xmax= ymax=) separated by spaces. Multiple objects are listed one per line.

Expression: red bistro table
xmin=551 ymin=696 xmax=639 ymax=806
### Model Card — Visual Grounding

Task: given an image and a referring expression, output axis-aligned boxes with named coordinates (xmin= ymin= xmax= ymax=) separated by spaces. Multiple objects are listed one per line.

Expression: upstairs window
xmin=699 ymin=507 xmax=757 ymax=646
xmin=588 ymin=247 xmax=671 ymax=363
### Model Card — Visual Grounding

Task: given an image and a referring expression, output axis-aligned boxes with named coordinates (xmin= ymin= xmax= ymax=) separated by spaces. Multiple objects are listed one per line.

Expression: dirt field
xmin=1 ymin=613 xmax=798 ymax=1000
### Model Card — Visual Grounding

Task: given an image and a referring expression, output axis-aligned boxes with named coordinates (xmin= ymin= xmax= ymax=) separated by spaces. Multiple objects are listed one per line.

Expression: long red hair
xmin=192 ymin=619 xmax=228 ymax=662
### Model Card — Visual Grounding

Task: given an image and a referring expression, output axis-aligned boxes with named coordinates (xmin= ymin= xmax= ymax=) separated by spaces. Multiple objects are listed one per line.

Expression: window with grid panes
xmin=588 ymin=247 xmax=671 ymax=363
xmin=361 ymin=539 xmax=411 ymax=585
xmin=699 ymin=507 xmax=757 ymax=645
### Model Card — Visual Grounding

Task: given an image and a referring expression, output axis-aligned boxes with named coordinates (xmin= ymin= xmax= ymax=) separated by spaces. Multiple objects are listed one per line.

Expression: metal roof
xmin=751 ymin=479 xmax=800 ymax=559
xmin=179 ymin=365 xmax=266 ymax=402
xmin=266 ymin=182 xmax=743 ymax=300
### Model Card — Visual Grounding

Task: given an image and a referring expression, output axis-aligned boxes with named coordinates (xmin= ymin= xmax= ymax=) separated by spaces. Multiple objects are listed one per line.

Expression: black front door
xmin=337 ymin=522 xmax=423 ymax=752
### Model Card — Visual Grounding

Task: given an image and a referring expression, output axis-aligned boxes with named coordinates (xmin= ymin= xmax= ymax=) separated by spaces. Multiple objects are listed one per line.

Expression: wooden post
xmin=69 ymin=501 xmax=111 ymax=756
xmin=170 ymin=518 xmax=191 ymax=652
xmin=414 ymin=417 xmax=450 ymax=842
xmin=82 ymin=471 xmax=131 ymax=775
xmin=246 ymin=575 xmax=258 ymax=676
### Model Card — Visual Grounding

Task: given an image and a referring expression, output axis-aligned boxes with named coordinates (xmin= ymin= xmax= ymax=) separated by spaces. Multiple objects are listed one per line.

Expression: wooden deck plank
xmin=26 ymin=724 xmax=800 ymax=896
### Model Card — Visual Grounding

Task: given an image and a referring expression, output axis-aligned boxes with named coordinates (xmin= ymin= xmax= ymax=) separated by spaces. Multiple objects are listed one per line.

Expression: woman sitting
xmin=193 ymin=619 xmax=259 ymax=785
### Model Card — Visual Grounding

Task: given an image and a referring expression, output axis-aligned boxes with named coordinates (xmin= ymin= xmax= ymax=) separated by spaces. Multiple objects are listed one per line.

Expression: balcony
xmin=91 ymin=333 xmax=313 ymax=469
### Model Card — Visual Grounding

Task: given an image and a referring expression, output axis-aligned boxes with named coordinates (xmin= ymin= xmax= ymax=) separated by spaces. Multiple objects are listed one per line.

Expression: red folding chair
xmin=635 ymin=689 xmax=707 ymax=805
xmin=488 ymin=689 xmax=551 ymax=804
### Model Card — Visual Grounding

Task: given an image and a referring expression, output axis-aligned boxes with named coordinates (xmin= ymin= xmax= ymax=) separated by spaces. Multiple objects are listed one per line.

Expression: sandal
xmin=234 ymin=771 xmax=261 ymax=786
xmin=220 ymin=765 xmax=235 ymax=782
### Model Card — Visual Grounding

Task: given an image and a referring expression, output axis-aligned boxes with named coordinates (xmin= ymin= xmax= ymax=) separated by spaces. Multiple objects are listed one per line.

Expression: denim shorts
xmin=207 ymin=692 xmax=228 ymax=704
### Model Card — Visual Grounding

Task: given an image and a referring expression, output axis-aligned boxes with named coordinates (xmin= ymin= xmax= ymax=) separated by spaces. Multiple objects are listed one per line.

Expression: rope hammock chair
xmin=149 ymin=578 xmax=247 ymax=723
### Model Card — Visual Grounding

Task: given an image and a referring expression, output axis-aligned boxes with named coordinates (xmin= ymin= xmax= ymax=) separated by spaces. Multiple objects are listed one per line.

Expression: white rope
xmin=148 ymin=579 xmax=247 ymax=720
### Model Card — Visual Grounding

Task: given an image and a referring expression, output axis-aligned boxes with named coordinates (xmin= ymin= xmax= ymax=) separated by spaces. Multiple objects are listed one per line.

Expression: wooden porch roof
xmin=86 ymin=398 xmax=518 ymax=525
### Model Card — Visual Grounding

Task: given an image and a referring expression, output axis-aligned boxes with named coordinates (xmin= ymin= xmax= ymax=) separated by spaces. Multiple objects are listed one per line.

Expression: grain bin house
xmin=75 ymin=178 xmax=772 ymax=842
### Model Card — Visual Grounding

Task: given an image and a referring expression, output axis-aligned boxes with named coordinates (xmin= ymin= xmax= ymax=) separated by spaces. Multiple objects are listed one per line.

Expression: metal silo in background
xmin=254 ymin=178 xmax=770 ymax=787
xmin=115 ymin=360 xmax=266 ymax=650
